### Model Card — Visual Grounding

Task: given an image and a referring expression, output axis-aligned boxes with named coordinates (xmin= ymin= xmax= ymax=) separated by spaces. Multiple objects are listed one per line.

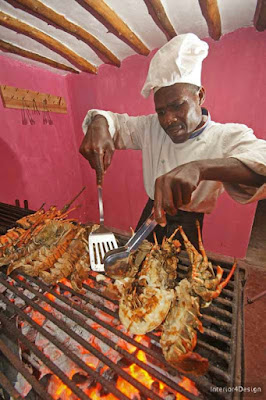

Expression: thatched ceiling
xmin=0 ymin=0 xmax=265 ymax=75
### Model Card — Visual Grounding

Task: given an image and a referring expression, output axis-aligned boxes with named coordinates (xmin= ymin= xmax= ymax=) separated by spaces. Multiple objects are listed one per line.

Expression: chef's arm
xmin=154 ymin=158 xmax=266 ymax=225
xmin=80 ymin=111 xmax=149 ymax=184
xmin=198 ymin=158 xmax=265 ymax=187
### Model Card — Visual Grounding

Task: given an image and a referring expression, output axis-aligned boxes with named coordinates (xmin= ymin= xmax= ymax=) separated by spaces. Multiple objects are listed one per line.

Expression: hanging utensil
xmin=21 ymin=99 xmax=27 ymax=125
xmin=25 ymin=103 xmax=35 ymax=125
xmin=47 ymin=109 xmax=53 ymax=125
xmin=43 ymin=99 xmax=53 ymax=125
xmin=32 ymin=99 xmax=40 ymax=115
xmin=42 ymin=110 xmax=47 ymax=125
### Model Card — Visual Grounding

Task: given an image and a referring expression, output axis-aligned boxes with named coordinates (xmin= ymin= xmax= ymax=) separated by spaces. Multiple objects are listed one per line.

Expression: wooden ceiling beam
xmin=0 ymin=39 xmax=79 ymax=74
xmin=0 ymin=11 xmax=97 ymax=73
xmin=143 ymin=0 xmax=176 ymax=40
xmin=76 ymin=0 xmax=150 ymax=55
xmin=198 ymin=0 xmax=221 ymax=40
xmin=6 ymin=0 xmax=120 ymax=66
xmin=254 ymin=0 xmax=266 ymax=31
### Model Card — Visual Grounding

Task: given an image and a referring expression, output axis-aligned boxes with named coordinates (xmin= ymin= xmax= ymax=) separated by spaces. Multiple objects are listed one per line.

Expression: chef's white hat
xmin=141 ymin=33 xmax=209 ymax=98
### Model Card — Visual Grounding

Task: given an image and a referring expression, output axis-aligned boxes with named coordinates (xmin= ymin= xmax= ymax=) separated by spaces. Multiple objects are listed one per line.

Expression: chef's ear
xmin=198 ymin=86 xmax=206 ymax=105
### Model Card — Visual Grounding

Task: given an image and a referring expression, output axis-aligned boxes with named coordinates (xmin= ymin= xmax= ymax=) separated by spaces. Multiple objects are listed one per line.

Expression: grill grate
xmin=0 ymin=254 xmax=245 ymax=400
xmin=0 ymin=202 xmax=34 ymax=234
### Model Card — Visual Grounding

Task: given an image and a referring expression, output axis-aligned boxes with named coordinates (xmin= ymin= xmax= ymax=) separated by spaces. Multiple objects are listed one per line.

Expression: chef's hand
xmin=79 ymin=115 xmax=115 ymax=185
xmin=154 ymin=162 xmax=201 ymax=226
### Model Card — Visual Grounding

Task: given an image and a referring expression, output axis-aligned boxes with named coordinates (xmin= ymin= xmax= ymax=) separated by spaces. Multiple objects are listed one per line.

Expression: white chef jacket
xmin=82 ymin=109 xmax=266 ymax=214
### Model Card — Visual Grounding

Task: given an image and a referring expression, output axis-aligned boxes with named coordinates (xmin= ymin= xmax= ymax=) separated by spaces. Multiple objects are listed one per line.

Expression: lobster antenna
xmin=61 ymin=187 xmax=86 ymax=213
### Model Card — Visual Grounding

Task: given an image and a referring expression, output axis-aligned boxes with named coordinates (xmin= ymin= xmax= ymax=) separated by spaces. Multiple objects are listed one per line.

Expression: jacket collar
xmin=189 ymin=108 xmax=210 ymax=139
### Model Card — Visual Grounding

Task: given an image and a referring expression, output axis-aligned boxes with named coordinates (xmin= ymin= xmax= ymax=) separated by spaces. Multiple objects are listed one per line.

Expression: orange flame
xmin=30 ymin=278 xmax=198 ymax=400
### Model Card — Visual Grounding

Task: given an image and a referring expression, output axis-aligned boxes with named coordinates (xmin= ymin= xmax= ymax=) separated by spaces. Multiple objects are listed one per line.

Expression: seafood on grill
xmin=16 ymin=187 xmax=85 ymax=230
xmin=0 ymin=194 xmax=96 ymax=291
xmin=3 ymin=217 xmax=92 ymax=291
xmin=104 ymin=239 xmax=153 ymax=300
xmin=16 ymin=208 xmax=45 ymax=229
xmin=70 ymin=251 xmax=90 ymax=292
xmin=179 ymin=221 xmax=237 ymax=307
xmin=119 ymin=230 xmax=181 ymax=335
xmin=6 ymin=221 xmax=80 ymax=275
xmin=158 ymin=223 xmax=236 ymax=375
xmin=160 ymin=278 xmax=209 ymax=375
xmin=0 ymin=207 xmax=77 ymax=267
xmin=40 ymin=227 xmax=87 ymax=284
xmin=0 ymin=188 xmax=85 ymax=265
xmin=0 ymin=226 xmax=26 ymax=246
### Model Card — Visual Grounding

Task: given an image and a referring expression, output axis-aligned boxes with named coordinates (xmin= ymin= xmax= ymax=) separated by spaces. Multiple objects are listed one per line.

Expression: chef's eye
xmin=157 ymin=110 xmax=165 ymax=116
xmin=173 ymin=102 xmax=183 ymax=109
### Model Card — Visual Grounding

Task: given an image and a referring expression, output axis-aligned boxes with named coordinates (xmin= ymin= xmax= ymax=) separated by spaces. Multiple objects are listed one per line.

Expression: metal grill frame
xmin=0 ymin=202 xmax=34 ymax=234
xmin=0 ymin=253 xmax=246 ymax=400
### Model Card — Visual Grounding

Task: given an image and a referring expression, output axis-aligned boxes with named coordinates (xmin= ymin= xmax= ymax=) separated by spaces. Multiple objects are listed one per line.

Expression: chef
xmin=80 ymin=33 xmax=266 ymax=247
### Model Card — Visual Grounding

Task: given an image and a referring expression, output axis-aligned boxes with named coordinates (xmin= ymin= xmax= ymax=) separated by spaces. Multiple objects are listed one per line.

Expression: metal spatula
xmin=89 ymin=183 xmax=118 ymax=272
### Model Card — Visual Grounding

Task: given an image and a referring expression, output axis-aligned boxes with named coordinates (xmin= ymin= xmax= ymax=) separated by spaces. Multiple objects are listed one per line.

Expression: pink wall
xmin=1 ymin=27 xmax=265 ymax=258
xmin=67 ymin=51 xmax=155 ymax=232
xmin=0 ymin=55 xmax=86 ymax=221
xmin=67 ymin=27 xmax=266 ymax=258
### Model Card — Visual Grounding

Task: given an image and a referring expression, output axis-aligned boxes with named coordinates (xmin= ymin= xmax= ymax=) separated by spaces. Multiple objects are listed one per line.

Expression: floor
xmin=243 ymin=263 xmax=266 ymax=399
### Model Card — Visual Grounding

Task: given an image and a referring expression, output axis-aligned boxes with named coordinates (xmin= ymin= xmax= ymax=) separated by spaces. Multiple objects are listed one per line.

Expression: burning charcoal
xmin=0 ymin=300 xmax=6 ymax=310
xmin=15 ymin=372 xmax=32 ymax=398
xmin=72 ymin=373 xmax=89 ymax=384
xmin=139 ymin=395 xmax=148 ymax=400
xmin=71 ymin=296 xmax=83 ymax=305
xmin=25 ymin=374 xmax=52 ymax=399
xmin=99 ymin=368 xmax=118 ymax=396
xmin=104 ymin=299 xmax=118 ymax=312
xmin=6 ymin=288 xmax=16 ymax=300
xmin=146 ymin=352 xmax=168 ymax=372
xmin=95 ymin=309 xmax=116 ymax=324
xmin=151 ymin=380 xmax=160 ymax=394
xmin=165 ymin=395 xmax=176 ymax=400
xmin=23 ymin=289 xmax=36 ymax=300
xmin=0 ymin=282 xmax=7 ymax=293
xmin=95 ymin=273 xmax=106 ymax=282
xmin=81 ymin=353 xmax=101 ymax=371
xmin=14 ymin=297 xmax=25 ymax=307
xmin=161 ymin=387 xmax=176 ymax=400
xmin=102 ymin=367 xmax=118 ymax=382
xmin=117 ymin=356 xmax=132 ymax=368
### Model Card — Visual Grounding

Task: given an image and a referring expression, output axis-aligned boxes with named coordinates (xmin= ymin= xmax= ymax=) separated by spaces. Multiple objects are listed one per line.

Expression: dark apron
xmin=135 ymin=198 xmax=204 ymax=251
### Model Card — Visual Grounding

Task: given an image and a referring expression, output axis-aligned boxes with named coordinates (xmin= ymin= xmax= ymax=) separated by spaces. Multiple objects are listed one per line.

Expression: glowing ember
xmin=16 ymin=276 xmax=198 ymax=400
xmin=177 ymin=377 xmax=199 ymax=399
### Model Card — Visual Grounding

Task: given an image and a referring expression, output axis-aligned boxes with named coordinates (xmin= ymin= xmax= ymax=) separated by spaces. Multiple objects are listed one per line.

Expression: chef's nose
xmin=165 ymin=114 xmax=178 ymax=128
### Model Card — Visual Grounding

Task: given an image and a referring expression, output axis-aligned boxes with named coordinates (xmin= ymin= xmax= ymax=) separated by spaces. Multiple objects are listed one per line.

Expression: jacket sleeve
xmin=222 ymin=124 xmax=266 ymax=203
xmin=82 ymin=109 xmax=153 ymax=150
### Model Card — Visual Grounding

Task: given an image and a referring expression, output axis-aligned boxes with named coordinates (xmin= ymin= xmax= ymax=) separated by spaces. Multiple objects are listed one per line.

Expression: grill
xmin=0 ymin=253 xmax=245 ymax=400
xmin=0 ymin=202 xmax=35 ymax=235
xmin=0 ymin=202 xmax=246 ymax=400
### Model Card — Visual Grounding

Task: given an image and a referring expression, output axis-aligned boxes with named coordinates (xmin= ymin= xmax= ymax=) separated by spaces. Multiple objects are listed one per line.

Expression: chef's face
xmin=154 ymin=83 xmax=205 ymax=144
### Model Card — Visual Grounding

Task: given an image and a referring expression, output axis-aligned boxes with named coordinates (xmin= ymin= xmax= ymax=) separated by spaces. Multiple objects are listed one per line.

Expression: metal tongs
xmin=103 ymin=213 xmax=157 ymax=277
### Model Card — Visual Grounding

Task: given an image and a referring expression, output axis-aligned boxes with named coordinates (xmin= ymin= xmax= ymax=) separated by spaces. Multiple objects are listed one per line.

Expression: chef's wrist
xmin=190 ymin=160 xmax=209 ymax=182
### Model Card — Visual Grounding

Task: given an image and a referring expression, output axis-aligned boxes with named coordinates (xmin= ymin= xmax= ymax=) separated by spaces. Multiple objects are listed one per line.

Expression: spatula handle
xmin=98 ymin=186 xmax=104 ymax=225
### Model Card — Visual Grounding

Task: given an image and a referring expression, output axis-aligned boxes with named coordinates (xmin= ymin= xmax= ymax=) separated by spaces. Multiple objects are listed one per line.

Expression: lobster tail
xmin=169 ymin=351 xmax=209 ymax=376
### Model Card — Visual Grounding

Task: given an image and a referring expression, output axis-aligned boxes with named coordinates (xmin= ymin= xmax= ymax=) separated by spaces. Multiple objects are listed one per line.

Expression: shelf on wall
xmin=0 ymin=85 xmax=67 ymax=113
